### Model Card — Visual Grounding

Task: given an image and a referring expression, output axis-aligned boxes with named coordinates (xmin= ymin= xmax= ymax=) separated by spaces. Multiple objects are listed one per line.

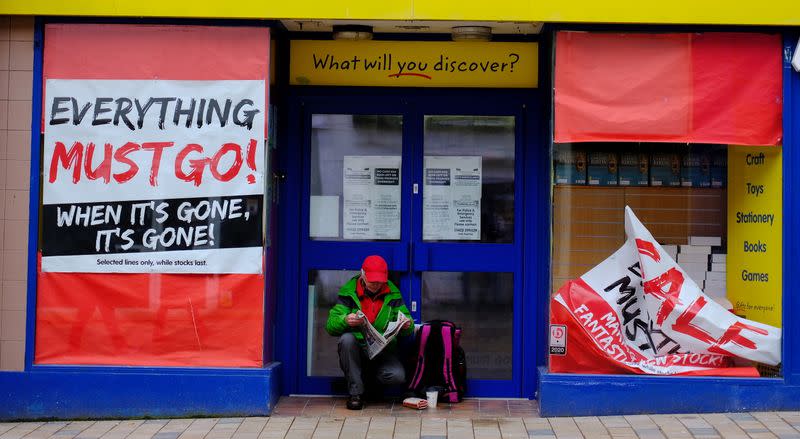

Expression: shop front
xmin=540 ymin=29 xmax=800 ymax=416
xmin=0 ymin=1 xmax=799 ymax=420
xmin=275 ymin=39 xmax=545 ymax=399
xmin=1 ymin=22 xmax=282 ymax=419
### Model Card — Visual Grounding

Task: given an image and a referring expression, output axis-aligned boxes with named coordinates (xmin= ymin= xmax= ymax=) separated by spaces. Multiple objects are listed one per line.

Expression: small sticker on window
xmin=549 ymin=324 xmax=567 ymax=356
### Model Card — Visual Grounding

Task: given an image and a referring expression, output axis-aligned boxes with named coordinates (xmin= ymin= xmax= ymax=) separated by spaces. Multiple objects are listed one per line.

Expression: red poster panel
xmin=36 ymin=270 xmax=265 ymax=367
xmin=554 ymin=32 xmax=781 ymax=145
xmin=44 ymin=24 xmax=269 ymax=81
xmin=37 ymin=24 xmax=269 ymax=367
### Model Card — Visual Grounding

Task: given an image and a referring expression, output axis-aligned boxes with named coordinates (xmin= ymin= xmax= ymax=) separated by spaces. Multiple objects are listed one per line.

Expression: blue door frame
xmin=275 ymin=87 xmax=547 ymax=398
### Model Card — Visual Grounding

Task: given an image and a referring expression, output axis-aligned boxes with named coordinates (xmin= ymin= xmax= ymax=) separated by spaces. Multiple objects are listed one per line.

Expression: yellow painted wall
xmin=2 ymin=0 xmax=800 ymax=26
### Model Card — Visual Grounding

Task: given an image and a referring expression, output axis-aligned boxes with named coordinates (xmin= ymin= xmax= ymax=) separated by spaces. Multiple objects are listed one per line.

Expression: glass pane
xmin=423 ymin=116 xmax=515 ymax=243
xmin=310 ymin=114 xmax=403 ymax=241
xmin=307 ymin=269 xmax=403 ymax=377
xmin=551 ymin=142 xmax=783 ymax=378
xmin=421 ymin=271 xmax=513 ymax=380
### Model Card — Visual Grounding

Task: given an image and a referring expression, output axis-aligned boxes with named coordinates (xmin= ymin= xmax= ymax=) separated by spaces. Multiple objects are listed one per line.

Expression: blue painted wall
xmin=0 ymin=364 xmax=281 ymax=421
xmin=539 ymin=368 xmax=800 ymax=417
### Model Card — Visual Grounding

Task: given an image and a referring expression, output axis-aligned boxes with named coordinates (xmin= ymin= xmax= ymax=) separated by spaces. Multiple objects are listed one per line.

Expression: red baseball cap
xmin=361 ymin=255 xmax=388 ymax=283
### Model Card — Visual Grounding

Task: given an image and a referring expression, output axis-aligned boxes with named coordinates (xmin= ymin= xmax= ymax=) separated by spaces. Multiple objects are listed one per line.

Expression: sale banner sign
xmin=34 ymin=24 xmax=270 ymax=368
xmin=42 ymin=79 xmax=266 ymax=274
xmin=550 ymin=206 xmax=781 ymax=376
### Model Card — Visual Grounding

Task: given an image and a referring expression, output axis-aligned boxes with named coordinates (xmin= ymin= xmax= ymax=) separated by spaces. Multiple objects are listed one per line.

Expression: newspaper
xmin=357 ymin=310 xmax=411 ymax=359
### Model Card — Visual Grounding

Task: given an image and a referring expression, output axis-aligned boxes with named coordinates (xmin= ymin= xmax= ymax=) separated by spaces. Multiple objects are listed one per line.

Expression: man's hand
xmin=402 ymin=319 xmax=412 ymax=330
xmin=346 ymin=313 xmax=363 ymax=327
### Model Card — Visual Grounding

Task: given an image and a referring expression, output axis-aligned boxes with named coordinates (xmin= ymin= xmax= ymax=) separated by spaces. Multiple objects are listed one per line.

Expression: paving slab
xmin=22 ymin=422 xmax=69 ymax=439
xmin=549 ymin=417 xmax=583 ymax=439
xmin=338 ymin=417 xmax=370 ymax=439
xmin=101 ymin=420 xmax=145 ymax=439
xmin=393 ymin=418 xmax=422 ymax=439
xmin=284 ymin=416 xmax=319 ymax=439
xmin=574 ymin=416 xmax=611 ymax=439
xmin=231 ymin=418 xmax=269 ymax=439
xmin=259 ymin=417 xmax=293 ymax=439
xmin=496 ymin=418 xmax=527 ymax=439
xmin=523 ymin=418 xmax=555 ymax=439
xmin=13 ymin=398 xmax=800 ymax=439
xmin=177 ymin=419 xmax=217 ymax=439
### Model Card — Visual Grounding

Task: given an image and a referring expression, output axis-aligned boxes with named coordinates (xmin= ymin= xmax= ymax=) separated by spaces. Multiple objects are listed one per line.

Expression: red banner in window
xmin=37 ymin=24 xmax=269 ymax=367
xmin=36 ymin=269 xmax=265 ymax=367
xmin=554 ymin=32 xmax=782 ymax=145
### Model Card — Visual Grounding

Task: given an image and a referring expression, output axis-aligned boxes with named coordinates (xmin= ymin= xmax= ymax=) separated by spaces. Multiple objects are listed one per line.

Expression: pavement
xmin=3 ymin=397 xmax=800 ymax=439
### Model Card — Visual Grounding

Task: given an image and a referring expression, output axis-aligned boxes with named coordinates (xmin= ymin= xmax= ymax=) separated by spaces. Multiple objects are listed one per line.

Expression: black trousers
xmin=338 ymin=333 xmax=405 ymax=396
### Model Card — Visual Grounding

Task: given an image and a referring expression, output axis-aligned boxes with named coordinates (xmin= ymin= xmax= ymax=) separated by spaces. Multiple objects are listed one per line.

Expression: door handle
xmin=272 ymin=171 xmax=285 ymax=204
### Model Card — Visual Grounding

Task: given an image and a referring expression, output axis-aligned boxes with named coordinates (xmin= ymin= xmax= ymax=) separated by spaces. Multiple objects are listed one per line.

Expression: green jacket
xmin=325 ymin=276 xmax=414 ymax=348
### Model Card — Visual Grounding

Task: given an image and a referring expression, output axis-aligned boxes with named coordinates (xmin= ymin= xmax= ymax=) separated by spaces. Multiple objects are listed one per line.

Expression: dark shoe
xmin=346 ymin=395 xmax=364 ymax=410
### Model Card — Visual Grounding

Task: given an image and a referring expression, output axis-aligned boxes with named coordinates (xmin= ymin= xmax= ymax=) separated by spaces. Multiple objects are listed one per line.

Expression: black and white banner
xmin=42 ymin=79 xmax=266 ymax=273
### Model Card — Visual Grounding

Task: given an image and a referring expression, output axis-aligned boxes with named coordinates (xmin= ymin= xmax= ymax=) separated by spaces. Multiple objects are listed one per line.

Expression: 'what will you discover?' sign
xmin=42 ymin=79 xmax=266 ymax=274
xmin=290 ymin=41 xmax=538 ymax=88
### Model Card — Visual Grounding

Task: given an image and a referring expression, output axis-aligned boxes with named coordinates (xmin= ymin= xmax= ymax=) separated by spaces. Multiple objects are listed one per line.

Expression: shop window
xmin=309 ymin=114 xmax=403 ymax=241
xmin=34 ymin=23 xmax=270 ymax=367
xmin=421 ymin=271 xmax=513 ymax=380
xmin=549 ymin=30 xmax=782 ymax=378
xmin=549 ymin=142 xmax=783 ymax=377
xmin=306 ymin=269 xmax=404 ymax=377
xmin=422 ymin=116 xmax=516 ymax=243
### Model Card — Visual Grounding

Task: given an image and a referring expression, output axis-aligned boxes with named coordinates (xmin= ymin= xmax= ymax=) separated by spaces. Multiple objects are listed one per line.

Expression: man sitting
xmin=325 ymin=255 xmax=414 ymax=410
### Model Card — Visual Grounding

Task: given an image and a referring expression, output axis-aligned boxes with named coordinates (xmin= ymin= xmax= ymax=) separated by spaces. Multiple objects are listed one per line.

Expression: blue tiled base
xmin=0 ymin=362 xmax=281 ymax=421
xmin=538 ymin=367 xmax=800 ymax=417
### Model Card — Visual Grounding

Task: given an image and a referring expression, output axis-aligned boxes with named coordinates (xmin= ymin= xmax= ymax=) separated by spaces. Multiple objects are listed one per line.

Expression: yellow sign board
xmin=727 ymin=146 xmax=783 ymax=327
xmin=4 ymin=0 xmax=800 ymax=26
xmin=290 ymin=40 xmax=537 ymax=88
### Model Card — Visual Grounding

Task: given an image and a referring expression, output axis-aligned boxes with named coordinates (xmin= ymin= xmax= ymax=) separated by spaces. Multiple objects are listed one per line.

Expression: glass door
xmin=411 ymin=106 xmax=523 ymax=396
xmin=295 ymin=93 xmax=526 ymax=397
xmin=298 ymin=96 xmax=413 ymax=394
